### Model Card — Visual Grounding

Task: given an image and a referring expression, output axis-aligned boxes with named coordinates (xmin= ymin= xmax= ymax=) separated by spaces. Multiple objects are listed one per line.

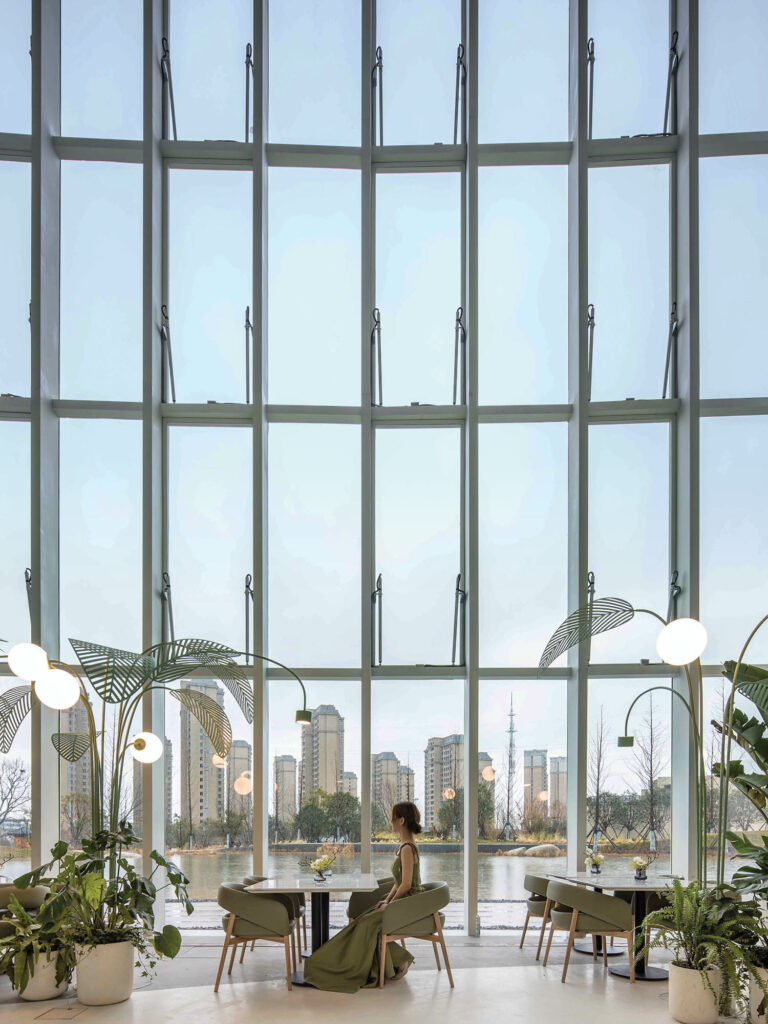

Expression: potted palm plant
xmin=641 ymin=879 xmax=768 ymax=1024
xmin=0 ymin=894 xmax=75 ymax=1001
xmin=15 ymin=822 xmax=191 ymax=1006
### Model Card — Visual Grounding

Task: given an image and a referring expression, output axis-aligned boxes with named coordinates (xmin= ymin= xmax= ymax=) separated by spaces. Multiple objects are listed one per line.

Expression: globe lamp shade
xmin=130 ymin=732 xmax=164 ymax=764
xmin=34 ymin=667 xmax=80 ymax=710
xmin=234 ymin=773 xmax=253 ymax=796
xmin=212 ymin=754 xmax=227 ymax=768
xmin=656 ymin=618 xmax=707 ymax=666
xmin=8 ymin=642 xmax=49 ymax=681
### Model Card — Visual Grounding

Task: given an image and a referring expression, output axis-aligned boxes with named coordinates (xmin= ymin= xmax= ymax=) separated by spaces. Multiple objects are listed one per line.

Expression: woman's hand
xmin=374 ymin=900 xmax=388 ymax=910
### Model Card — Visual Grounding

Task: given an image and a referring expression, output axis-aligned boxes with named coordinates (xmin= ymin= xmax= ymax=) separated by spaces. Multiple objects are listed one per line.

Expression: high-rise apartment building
xmin=59 ymin=699 xmax=92 ymax=842
xmin=549 ymin=755 xmax=567 ymax=817
xmin=524 ymin=749 xmax=548 ymax=817
xmin=340 ymin=771 xmax=358 ymax=797
xmin=180 ymin=679 xmax=226 ymax=826
xmin=372 ymin=752 xmax=415 ymax=816
xmin=227 ymin=739 xmax=252 ymax=816
xmin=298 ymin=704 xmax=344 ymax=806
xmin=132 ymin=738 xmax=173 ymax=837
xmin=273 ymin=754 xmax=297 ymax=823
xmin=424 ymin=735 xmax=493 ymax=831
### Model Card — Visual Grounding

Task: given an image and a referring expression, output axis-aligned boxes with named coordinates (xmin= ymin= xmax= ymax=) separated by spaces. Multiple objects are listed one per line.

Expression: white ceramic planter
xmin=76 ymin=941 xmax=134 ymax=1005
xmin=668 ymin=963 xmax=721 ymax=1024
xmin=20 ymin=953 xmax=68 ymax=1002
xmin=750 ymin=967 xmax=768 ymax=1024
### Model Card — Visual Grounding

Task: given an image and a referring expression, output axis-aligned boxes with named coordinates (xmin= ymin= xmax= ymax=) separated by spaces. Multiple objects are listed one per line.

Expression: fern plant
xmin=640 ymin=879 xmax=768 ymax=1021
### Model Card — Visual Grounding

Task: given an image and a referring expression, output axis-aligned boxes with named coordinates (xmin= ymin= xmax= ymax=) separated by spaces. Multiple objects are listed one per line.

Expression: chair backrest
xmin=217 ymin=882 xmax=291 ymax=936
xmin=546 ymin=880 xmax=632 ymax=932
xmin=382 ymin=880 xmax=450 ymax=933
xmin=0 ymin=884 xmax=48 ymax=911
xmin=523 ymin=874 xmax=549 ymax=899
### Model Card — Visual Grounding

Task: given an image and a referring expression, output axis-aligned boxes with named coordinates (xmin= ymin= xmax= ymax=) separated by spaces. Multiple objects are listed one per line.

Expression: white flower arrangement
xmin=310 ymin=855 xmax=335 ymax=874
xmin=584 ymin=852 xmax=604 ymax=868
xmin=631 ymin=855 xmax=650 ymax=871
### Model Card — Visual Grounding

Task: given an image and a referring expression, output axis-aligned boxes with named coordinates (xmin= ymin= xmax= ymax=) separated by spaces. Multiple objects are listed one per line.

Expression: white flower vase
xmin=668 ymin=963 xmax=720 ymax=1024
xmin=20 ymin=953 xmax=68 ymax=1002
xmin=75 ymin=941 xmax=134 ymax=1005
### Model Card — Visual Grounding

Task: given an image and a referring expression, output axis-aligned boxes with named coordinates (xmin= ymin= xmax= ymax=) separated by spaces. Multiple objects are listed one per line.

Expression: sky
xmin=2 ymin=1 xmax=768 ymax=843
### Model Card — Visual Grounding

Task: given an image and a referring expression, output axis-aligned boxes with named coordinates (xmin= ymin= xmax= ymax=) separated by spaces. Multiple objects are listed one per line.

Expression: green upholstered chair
xmin=520 ymin=873 xmax=551 ymax=959
xmin=543 ymin=880 xmax=635 ymax=983
xmin=377 ymin=881 xmax=453 ymax=989
xmin=215 ymin=882 xmax=296 ymax=992
xmin=0 ymin=884 xmax=48 ymax=943
xmin=244 ymin=874 xmax=306 ymax=960
xmin=347 ymin=875 xmax=395 ymax=920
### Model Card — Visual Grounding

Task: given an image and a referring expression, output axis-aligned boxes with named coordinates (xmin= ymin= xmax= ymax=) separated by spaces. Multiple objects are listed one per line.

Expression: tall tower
xmin=273 ymin=754 xmax=297 ymax=823
xmin=179 ymin=679 xmax=226 ymax=827
xmin=504 ymin=692 xmax=517 ymax=835
xmin=227 ymin=739 xmax=252 ymax=816
xmin=298 ymin=705 xmax=345 ymax=805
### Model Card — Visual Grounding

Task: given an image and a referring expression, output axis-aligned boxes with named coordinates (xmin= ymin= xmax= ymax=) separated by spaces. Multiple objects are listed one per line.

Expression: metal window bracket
xmin=662 ymin=301 xmax=679 ymax=399
xmin=161 ymin=36 xmax=178 ymax=142
xmin=371 ymin=573 xmax=383 ymax=667
xmin=159 ymin=305 xmax=177 ymax=403
xmin=24 ymin=568 xmax=33 ymax=629
xmin=453 ymin=306 xmax=466 ymax=405
xmin=451 ymin=572 xmax=466 ymax=666
xmin=245 ymin=305 xmax=253 ymax=404
xmin=371 ymin=46 xmax=384 ymax=145
xmin=586 ymin=303 xmax=595 ymax=401
xmin=663 ymin=30 xmax=680 ymax=135
xmin=161 ymin=571 xmax=175 ymax=643
xmin=586 ymin=570 xmax=596 ymax=661
xmin=587 ymin=38 xmax=595 ymax=141
xmin=453 ymin=44 xmax=466 ymax=146
xmin=371 ymin=307 xmax=383 ymax=406
xmin=245 ymin=43 xmax=254 ymax=143
xmin=244 ymin=573 xmax=254 ymax=663
xmin=666 ymin=569 xmax=682 ymax=623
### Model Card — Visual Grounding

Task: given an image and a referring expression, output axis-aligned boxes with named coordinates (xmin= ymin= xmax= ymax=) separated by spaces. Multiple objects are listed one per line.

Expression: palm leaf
xmin=51 ymin=731 xmax=92 ymax=762
xmin=538 ymin=597 xmax=634 ymax=673
xmin=168 ymin=687 xmax=232 ymax=758
xmin=69 ymin=639 xmax=151 ymax=704
xmin=138 ymin=640 xmax=253 ymax=723
xmin=0 ymin=685 xmax=32 ymax=753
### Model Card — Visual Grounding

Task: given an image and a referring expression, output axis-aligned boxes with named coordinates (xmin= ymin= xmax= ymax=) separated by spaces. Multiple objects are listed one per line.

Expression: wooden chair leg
xmin=239 ymin=939 xmax=247 ymax=964
xmin=602 ymin=936 xmax=608 ymax=967
xmin=543 ymin=921 xmax=556 ymax=966
xmin=520 ymin=911 xmax=531 ymax=948
xmin=250 ymin=940 xmax=255 ymax=951
xmin=561 ymin=910 xmax=579 ymax=983
xmin=591 ymin=935 xmax=597 ymax=961
xmin=296 ymin=920 xmax=303 ymax=963
xmin=434 ymin=913 xmax=454 ymax=989
xmin=290 ymin=925 xmax=297 ymax=972
xmin=627 ymin=933 xmax=635 ymax=982
xmin=433 ymin=938 xmax=442 ymax=970
xmin=400 ymin=938 xmax=406 ymax=949
xmin=214 ymin=915 xmax=236 ymax=993
xmin=284 ymin=937 xmax=293 ymax=991
xmin=379 ymin=935 xmax=388 ymax=988
xmin=228 ymin=941 xmax=238 ymax=975
xmin=535 ymin=899 xmax=551 ymax=961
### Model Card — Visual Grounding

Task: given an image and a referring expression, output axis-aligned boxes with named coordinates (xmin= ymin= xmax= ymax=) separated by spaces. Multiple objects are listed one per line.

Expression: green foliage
xmin=726 ymin=831 xmax=768 ymax=899
xmin=13 ymin=823 xmax=192 ymax=979
xmin=294 ymin=798 xmax=330 ymax=843
xmin=436 ymin=783 xmax=496 ymax=838
xmin=0 ymin=894 xmax=76 ymax=995
xmin=640 ymin=879 xmax=768 ymax=1021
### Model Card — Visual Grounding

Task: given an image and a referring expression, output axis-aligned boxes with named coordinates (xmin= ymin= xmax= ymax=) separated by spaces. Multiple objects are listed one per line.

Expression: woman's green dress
xmin=303 ymin=842 xmax=424 ymax=993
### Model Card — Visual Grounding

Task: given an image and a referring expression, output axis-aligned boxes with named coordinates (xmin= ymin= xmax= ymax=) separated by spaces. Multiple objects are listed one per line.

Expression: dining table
xmin=547 ymin=871 xmax=686 ymax=981
xmin=245 ymin=872 xmax=380 ymax=985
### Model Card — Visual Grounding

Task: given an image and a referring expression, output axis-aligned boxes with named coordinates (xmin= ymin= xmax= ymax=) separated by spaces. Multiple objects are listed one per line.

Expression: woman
xmin=303 ymin=801 xmax=425 ymax=993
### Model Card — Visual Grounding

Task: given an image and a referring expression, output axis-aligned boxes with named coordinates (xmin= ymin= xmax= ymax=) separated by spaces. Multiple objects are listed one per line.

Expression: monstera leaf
xmin=723 ymin=660 xmax=768 ymax=728
xmin=711 ymin=707 xmax=768 ymax=775
xmin=169 ymin=687 xmax=232 ymax=758
xmin=69 ymin=639 xmax=151 ymax=704
xmin=538 ymin=597 xmax=634 ymax=673
xmin=52 ymin=731 xmax=92 ymax=762
xmin=0 ymin=685 xmax=32 ymax=754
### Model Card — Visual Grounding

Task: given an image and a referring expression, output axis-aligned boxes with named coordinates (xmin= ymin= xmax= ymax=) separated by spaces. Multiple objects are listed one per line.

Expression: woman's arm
xmin=386 ymin=845 xmax=414 ymax=903
xmin=373 ymin=882 xmax=398 ymax=911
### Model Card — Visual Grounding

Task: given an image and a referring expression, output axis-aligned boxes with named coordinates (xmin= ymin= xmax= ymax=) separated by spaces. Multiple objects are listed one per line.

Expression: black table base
xmin=292 ymin=890 xmax=331 ymax=987
xmin=609 ymin=889 xmax=667 ymax=981
xmin=574 ymin=938 xmax=624 ymax=957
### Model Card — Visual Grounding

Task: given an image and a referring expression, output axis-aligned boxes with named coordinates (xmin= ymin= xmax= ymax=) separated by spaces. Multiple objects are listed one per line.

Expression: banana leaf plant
xmin=0 ymin=638 xmax=253 ymax=857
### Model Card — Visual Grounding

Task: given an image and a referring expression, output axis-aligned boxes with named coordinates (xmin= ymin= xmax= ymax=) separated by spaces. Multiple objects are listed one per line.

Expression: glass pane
xmin=479 ymin=165 xmax=567 ymax=404
xmin=589 ymin=164 xmax=669 ymax=401
xmin=375 ymin=429 xmax=460 ymax=665
xmin=480 ymin=423 xmax=567 ymax=667
xmin=0 ymin=162 xmax=31 ymax=397
xmin=588 ymin=423 xmax=669 ymax=662
xmin=268 ymin=424 xmax=361 ymax=667
xmin=269 ymin=680 xmax=361 ymax=921
xmin=701 ymin=416 xmax=768 ymax=665
xmin=0 ymin=422 xmax=30 ymax=649
xmin=167 ymin=426 xmax=253 ymax=650
xmin=377 ymin=0 xmax=460 ymax=146
xmin=372 ymin=680 xmax=464 ymax=924
xmin=590 ymin=679 xmax=672 ymax=872
xmin=588 ymin=0 xmax=669 ymax=139
xmin=62 ymin=0 xmax=142 ymax=139
xmin=700 ymin=156 xmax=768 ymax=399
xmin=60 ymin=419 xmax=142 ymax=654
xmin=477 ymin=680 xmax=567 ymax=929
xmin=0 ymin=2 xmax=30 ymax=133
xmin=170 ymin=0 xmax=252 ymax=142
xmin=376 ymin=172 xmax=460 ymax=405
xmin=268 ymin=168 xmax=360 ymax=404
xmin=479 ymin=0 xmax=568 ymax=144
xmin=700 ymin=0 xmax=768 ymax=134
xmin=269 ymin=0 xmax=360 ymax=145
xmin=168 ymin=170 xmax=252 ymax=403
xmin=60 ymin=162 xmax=142 ymax=400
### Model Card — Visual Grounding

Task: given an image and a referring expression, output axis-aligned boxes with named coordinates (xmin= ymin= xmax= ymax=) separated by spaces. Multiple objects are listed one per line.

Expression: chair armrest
xmin=382 ymin=887 xmax=448 ymax=934
xmin=348 ymin=878 xmax=394 ymax=918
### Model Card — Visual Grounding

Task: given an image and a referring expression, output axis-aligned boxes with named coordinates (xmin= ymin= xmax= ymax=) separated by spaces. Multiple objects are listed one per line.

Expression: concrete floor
xmin=0 ymin=931 xmax=677 ymax=1022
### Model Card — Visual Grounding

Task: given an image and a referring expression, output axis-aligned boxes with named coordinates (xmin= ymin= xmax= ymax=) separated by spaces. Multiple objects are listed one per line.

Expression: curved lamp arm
xmin=618 ymin=684 xmax=697 ymax=748
xmin=237 ymin=650 xmax=310 ymax=724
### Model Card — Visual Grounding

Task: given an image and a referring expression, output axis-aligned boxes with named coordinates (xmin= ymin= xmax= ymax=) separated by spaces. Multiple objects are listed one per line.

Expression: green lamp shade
xmin=617 ymin=735 xmax=634 ymax=748
xmin=295 ymin=708 xmax=312 ymax=726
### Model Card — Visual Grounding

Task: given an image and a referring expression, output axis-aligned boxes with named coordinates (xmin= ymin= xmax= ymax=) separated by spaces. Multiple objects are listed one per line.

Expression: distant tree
xmin=60 ymin=792 xmax=91 ymax=845
xmin=0 ymin=758 xmax=30 ymax=833
xmin=436 ymin=784 xmax=495 ymax=839
xmin=371 ymin=801 xmax=390 ymax=837
xmin=588 ymin=706 xmax=610 ymax=842
xmin=168 ymin=814 xmax=192 ymax=849
xmin=294 ymin=799 xmax=328 ymax=843
xmin=320 ymin=790 xmax=361 ymax=843
xmin=631 ymin=696 xmax=670 ymax=839
xmin=194 ymin=818 xmax=217 ymax=848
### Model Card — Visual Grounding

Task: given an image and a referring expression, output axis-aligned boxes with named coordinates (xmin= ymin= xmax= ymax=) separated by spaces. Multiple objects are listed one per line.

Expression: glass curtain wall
xmin=2 ymin=0 xmax=767 ymax=934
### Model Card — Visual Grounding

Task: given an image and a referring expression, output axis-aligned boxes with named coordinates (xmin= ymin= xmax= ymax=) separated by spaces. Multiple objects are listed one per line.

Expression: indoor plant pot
xmin=668 ymin=963 xmax=721 ymax=1024
xmin=20 ymin=953 xmax=68 ymax=1002
xmin=75 ymin=941 xmax=134 ymax=1005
